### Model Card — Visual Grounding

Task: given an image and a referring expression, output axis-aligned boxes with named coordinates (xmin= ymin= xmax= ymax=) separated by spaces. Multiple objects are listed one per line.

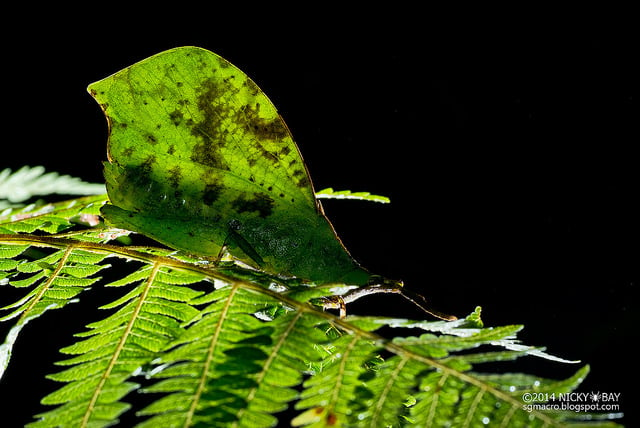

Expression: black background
xmin=1 ymin=10 xmax=636 ymax=427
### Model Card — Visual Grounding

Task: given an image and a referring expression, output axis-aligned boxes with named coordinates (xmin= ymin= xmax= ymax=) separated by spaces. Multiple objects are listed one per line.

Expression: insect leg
xmin=226 ymin=220 xmax=266 ymax=267
xmin=320 ymin=296 xmax=347 ymax=319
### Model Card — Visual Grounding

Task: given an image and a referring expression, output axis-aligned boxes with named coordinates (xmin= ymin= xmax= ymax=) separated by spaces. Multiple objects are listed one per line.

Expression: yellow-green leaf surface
xmin=90 ymin=46 xmax=370 ymax=285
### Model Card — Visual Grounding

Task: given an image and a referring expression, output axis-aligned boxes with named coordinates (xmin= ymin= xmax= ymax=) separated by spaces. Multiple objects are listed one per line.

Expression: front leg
xmin=321 ymin=295 xmax=347 ymax=319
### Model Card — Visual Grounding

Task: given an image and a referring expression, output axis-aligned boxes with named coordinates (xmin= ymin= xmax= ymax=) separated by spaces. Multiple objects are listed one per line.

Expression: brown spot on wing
xmin=122 ymin=147 xmax=135 ymax=158
xmin=189 ymin=78 xmax=232 ymax=170
xmin=239 ymin=104 xmax=289 ymax=142
xmin=169 ymin=109 xmax=184 ymax=126
xmin=203 ymin=181 xmax=224 ymax=206
xmin=146 ymin=134 xmax=158 ymax=145
xmin=141 ymin=155 xmax=156 ymax=172
xmin=231 ymin=192 xmax=274 ymax=218
xmin=167 ymin=165 xmax=182 ymax=189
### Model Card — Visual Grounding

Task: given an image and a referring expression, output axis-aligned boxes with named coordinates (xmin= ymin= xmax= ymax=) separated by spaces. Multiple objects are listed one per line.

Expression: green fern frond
xmin=291 ymin=313 xmax=596 ymax=428
xmin=0 ymin=194 xmax=623 ymax=427
xmin=0 ymin=166 xmax=105 ymax=206
xmin=0 ymin=194 xmax=108 ymax=235
xmin=1 ymin=247 xmax=108 ymax=320
xmin=138 ymin=287 xmax=325 ymax=427
xmin=315 ymin=188 xmax=390 ymax=204
xmin=0 ymin=244 xmax=110 ymax=378
xmin=28 ymin=262 xmax=204 ymax=428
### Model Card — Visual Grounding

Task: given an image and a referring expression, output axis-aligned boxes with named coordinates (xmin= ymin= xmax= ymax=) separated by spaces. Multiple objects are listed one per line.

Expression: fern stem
xmin=80 ymin=261 xmax=160 ymax=428
xmin=370 ymin=354 xmax=409 ymax=427
xmin=427 ymin=372 xmax=449 ymax=426
xmin=18 ymin=245 xmax=73 ymax=325
xmin=231 ymin=311 xmax=304 ymax=427
xmin=184 ymin=282 xmax=241 ymax=428
xmin=327 ymin=335 xmax=359 ymax=420
xmin=463 ymin=388 xmax=486 ymax=427
xmin=499 ymin=402 xmax=520 ymax=428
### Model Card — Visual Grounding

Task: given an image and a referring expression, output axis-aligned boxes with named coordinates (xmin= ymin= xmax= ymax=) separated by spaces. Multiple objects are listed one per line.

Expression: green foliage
xmin=0 ymin=46 xmax=622 ymax=428
xmin=0 ymin=166 xmax=105 ymax=209
xmin=315 ymin=188 xmax=391 ymax=204
xmin=0 ymin=173 xmax=622 ymax=427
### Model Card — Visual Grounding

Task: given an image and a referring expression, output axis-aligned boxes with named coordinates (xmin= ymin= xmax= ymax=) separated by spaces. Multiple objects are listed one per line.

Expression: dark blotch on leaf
xmin=169 ymin=110 xmax=184 ymax=126
xmin=189 ymin=78 xmax=231 ymax=170
xmin=203 ymin=182 xmax=224 ymax=206
xmin=240 ymin=104 xmax=289 ymax=143
xmin=244 ymin=78 xmax=260 ymax=96
xmin=167 ymin=166 xmax=182 ymax=189
xmin=141 ymin=155 xmax=156 ymax=173
xmin=232 ymin=193 xmax=274 ymax=218
xmin=293 ymin=170 xmax=310 ymax=188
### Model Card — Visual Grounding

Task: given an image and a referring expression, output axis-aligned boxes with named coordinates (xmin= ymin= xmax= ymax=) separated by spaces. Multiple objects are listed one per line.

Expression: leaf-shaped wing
xmin=90 ymin=46 xmax=317 ymax=249
xmin=90 ymin=47 xmax=371 ymax=285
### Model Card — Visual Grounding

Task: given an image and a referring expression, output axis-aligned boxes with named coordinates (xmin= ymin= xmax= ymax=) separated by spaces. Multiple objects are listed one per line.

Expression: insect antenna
xmin=396 ymin=288 xmax=458 ymax=321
